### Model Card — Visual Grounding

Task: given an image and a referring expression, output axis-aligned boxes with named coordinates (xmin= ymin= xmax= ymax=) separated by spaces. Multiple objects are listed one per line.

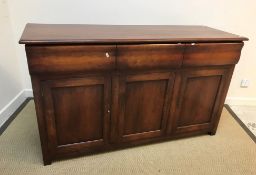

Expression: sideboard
xmin=19 ymin=24 xmax=248 ymax=165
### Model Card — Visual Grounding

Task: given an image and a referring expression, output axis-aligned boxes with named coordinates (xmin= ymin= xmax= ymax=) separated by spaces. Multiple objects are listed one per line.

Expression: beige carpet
xmin=0 ymin=100 xmax=255 ymax=175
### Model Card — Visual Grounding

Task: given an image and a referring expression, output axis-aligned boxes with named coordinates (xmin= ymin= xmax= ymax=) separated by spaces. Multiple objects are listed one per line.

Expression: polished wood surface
xmin=42 ymin=76 xmax=111 ymax=161
xmin=117 ymin=44 xmax=184 ymax=70
xmin=183 ymin=43 xmax=244 ymax=67
xmin=117 ymin=72 xmax=174 ymax=142
xmin=167 ymin=68 xmax=231 ymax=134
xmin=19 ymin=24 xmax=248 ymax=44
xmin=19 ymin=24 xmax=246 ymax=165
xmin=26 ymin=45 xmax=116 ymax=74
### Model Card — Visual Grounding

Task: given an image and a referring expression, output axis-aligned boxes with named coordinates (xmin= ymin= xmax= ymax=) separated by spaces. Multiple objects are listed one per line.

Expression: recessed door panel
xmin=178 ymin=75 xmax=221 ymax=127
xmin=42 ymin=76 xmax=111 ymax=157
xmin=167 ymin=68 xmax=229 ymax=134
xmin=124 ymin=80 xmax=167 ymax=135
xmin=52 ymin=85 xmax=104 ymax=145
xmin=113 ymin=72 xmax=175 ymax=142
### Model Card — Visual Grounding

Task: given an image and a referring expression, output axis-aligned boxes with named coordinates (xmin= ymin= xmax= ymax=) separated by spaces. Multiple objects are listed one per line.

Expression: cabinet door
xmin=112 ymin=72 xmax=175 ymax=143
xmin=42 ymin=75 xmax=111 ymax=158
xmin=167 ymin=68 xmax=232 ymax=135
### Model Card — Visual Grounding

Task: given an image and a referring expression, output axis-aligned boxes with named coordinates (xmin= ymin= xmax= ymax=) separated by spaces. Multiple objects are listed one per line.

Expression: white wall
xmin=0 ymin=0 xmax=24 ymax=125
xmin=5 ymin=0 xmax=256 ymax=105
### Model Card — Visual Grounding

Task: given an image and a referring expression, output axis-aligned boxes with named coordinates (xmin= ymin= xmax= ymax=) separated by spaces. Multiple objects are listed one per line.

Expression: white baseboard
xmin=24 ymin=89 xmax=33 ymax=98
xmin=0 ymin=89 xmax=33 ymax=129
xmin=225 ymin=97 xmax=256 ymax=106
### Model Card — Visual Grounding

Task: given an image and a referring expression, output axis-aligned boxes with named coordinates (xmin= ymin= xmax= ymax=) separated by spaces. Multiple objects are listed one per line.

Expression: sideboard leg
xmin=43 ymin=158 xmax=52 ymax=166
xmin=208 ymin=131 xmax=216 ymax=136
xmin=42 ymin=152 xmax=52 ymax=166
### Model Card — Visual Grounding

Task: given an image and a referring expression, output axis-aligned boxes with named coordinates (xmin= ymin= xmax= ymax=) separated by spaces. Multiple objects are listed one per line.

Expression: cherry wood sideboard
xmin=19 ymin=24 xmax=248 ymax=165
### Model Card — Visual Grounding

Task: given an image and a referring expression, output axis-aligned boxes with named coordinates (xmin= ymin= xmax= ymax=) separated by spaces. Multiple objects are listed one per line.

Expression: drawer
xmin=117 ymin=44 xmax=184 ymax=70
xmin=183 ymin=43 xmax=244 ymax=67
xmin=25 ymin=45 xmax=116 ymax=74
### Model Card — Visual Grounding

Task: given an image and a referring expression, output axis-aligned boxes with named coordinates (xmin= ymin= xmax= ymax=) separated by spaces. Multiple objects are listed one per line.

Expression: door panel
xmin=178 ymin=75 xmax=221 ymax=126
xmin=167 ymin=68 xmax=229 ymax=134
xmin=124 ymin=79 xmax=167 ymax=135
xmin=114 ymin=72 xmax=175 ymax=142
xmin=42 ymin=76 xmax=111 ymax=157
xmin=52 ymin=85 xmax=104 ymax=145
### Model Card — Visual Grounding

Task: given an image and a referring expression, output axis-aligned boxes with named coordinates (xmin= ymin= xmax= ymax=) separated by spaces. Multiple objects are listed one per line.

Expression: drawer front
xmin=117 ymin=44 xmax=184 ymax=70
xmin=26 ymin=45 xmax=116 ymax=74
xmin=183 ymin=43 xmax=244 ymax=67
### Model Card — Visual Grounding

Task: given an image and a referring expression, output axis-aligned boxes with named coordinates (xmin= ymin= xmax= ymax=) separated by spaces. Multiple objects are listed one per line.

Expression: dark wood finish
xmin=30 ymin=75 xmax=52 ymax=165
xmin=183 ymin=43 xmax=244 ymax=67
xmin=25 ymin=45 xmax=116 ymax=74
xmin=41 ymin=76 xmax=111 ymax=161
xmin=19 ymin=24 xmax=247 ymax=165
xmin=167 ymin=68 xmax=233 ymax=134
xmin=117 ymin=44 xmax=184 ymax=70
xmin=209 ymin=66 xmax=235 ymax=135
xmin=115 ymin=72 xmax=174 ymax=142
xmin=19 ymin=24 xmax=248 ymax=44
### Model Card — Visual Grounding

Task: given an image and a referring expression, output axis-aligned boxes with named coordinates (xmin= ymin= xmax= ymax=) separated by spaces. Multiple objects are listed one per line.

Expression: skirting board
xmin=225 ymin=97 xmax=256 ymax=106
xmin=0 ymin=89 xmax=33 ymax=131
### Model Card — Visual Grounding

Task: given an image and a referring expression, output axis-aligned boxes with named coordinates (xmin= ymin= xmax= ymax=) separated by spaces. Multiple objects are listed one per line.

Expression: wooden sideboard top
xmin=19 ymin=23 xmax=248 ymax=44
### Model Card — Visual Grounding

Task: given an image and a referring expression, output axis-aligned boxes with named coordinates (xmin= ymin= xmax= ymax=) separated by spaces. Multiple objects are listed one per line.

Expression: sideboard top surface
xmin=19 ymin=23 xmax=248 ymax=45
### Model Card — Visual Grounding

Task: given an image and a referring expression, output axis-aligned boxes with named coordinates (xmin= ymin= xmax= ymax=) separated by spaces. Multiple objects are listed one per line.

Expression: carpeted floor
xmin=0 ymin=100 xmax=255 ymax=175
xmin=230 ymin=105 xmax=256 ymax=137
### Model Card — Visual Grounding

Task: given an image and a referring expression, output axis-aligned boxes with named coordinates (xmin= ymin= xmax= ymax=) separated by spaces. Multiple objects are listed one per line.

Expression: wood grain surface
xmin=19 ymin=24 xmax=248 ymax=44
